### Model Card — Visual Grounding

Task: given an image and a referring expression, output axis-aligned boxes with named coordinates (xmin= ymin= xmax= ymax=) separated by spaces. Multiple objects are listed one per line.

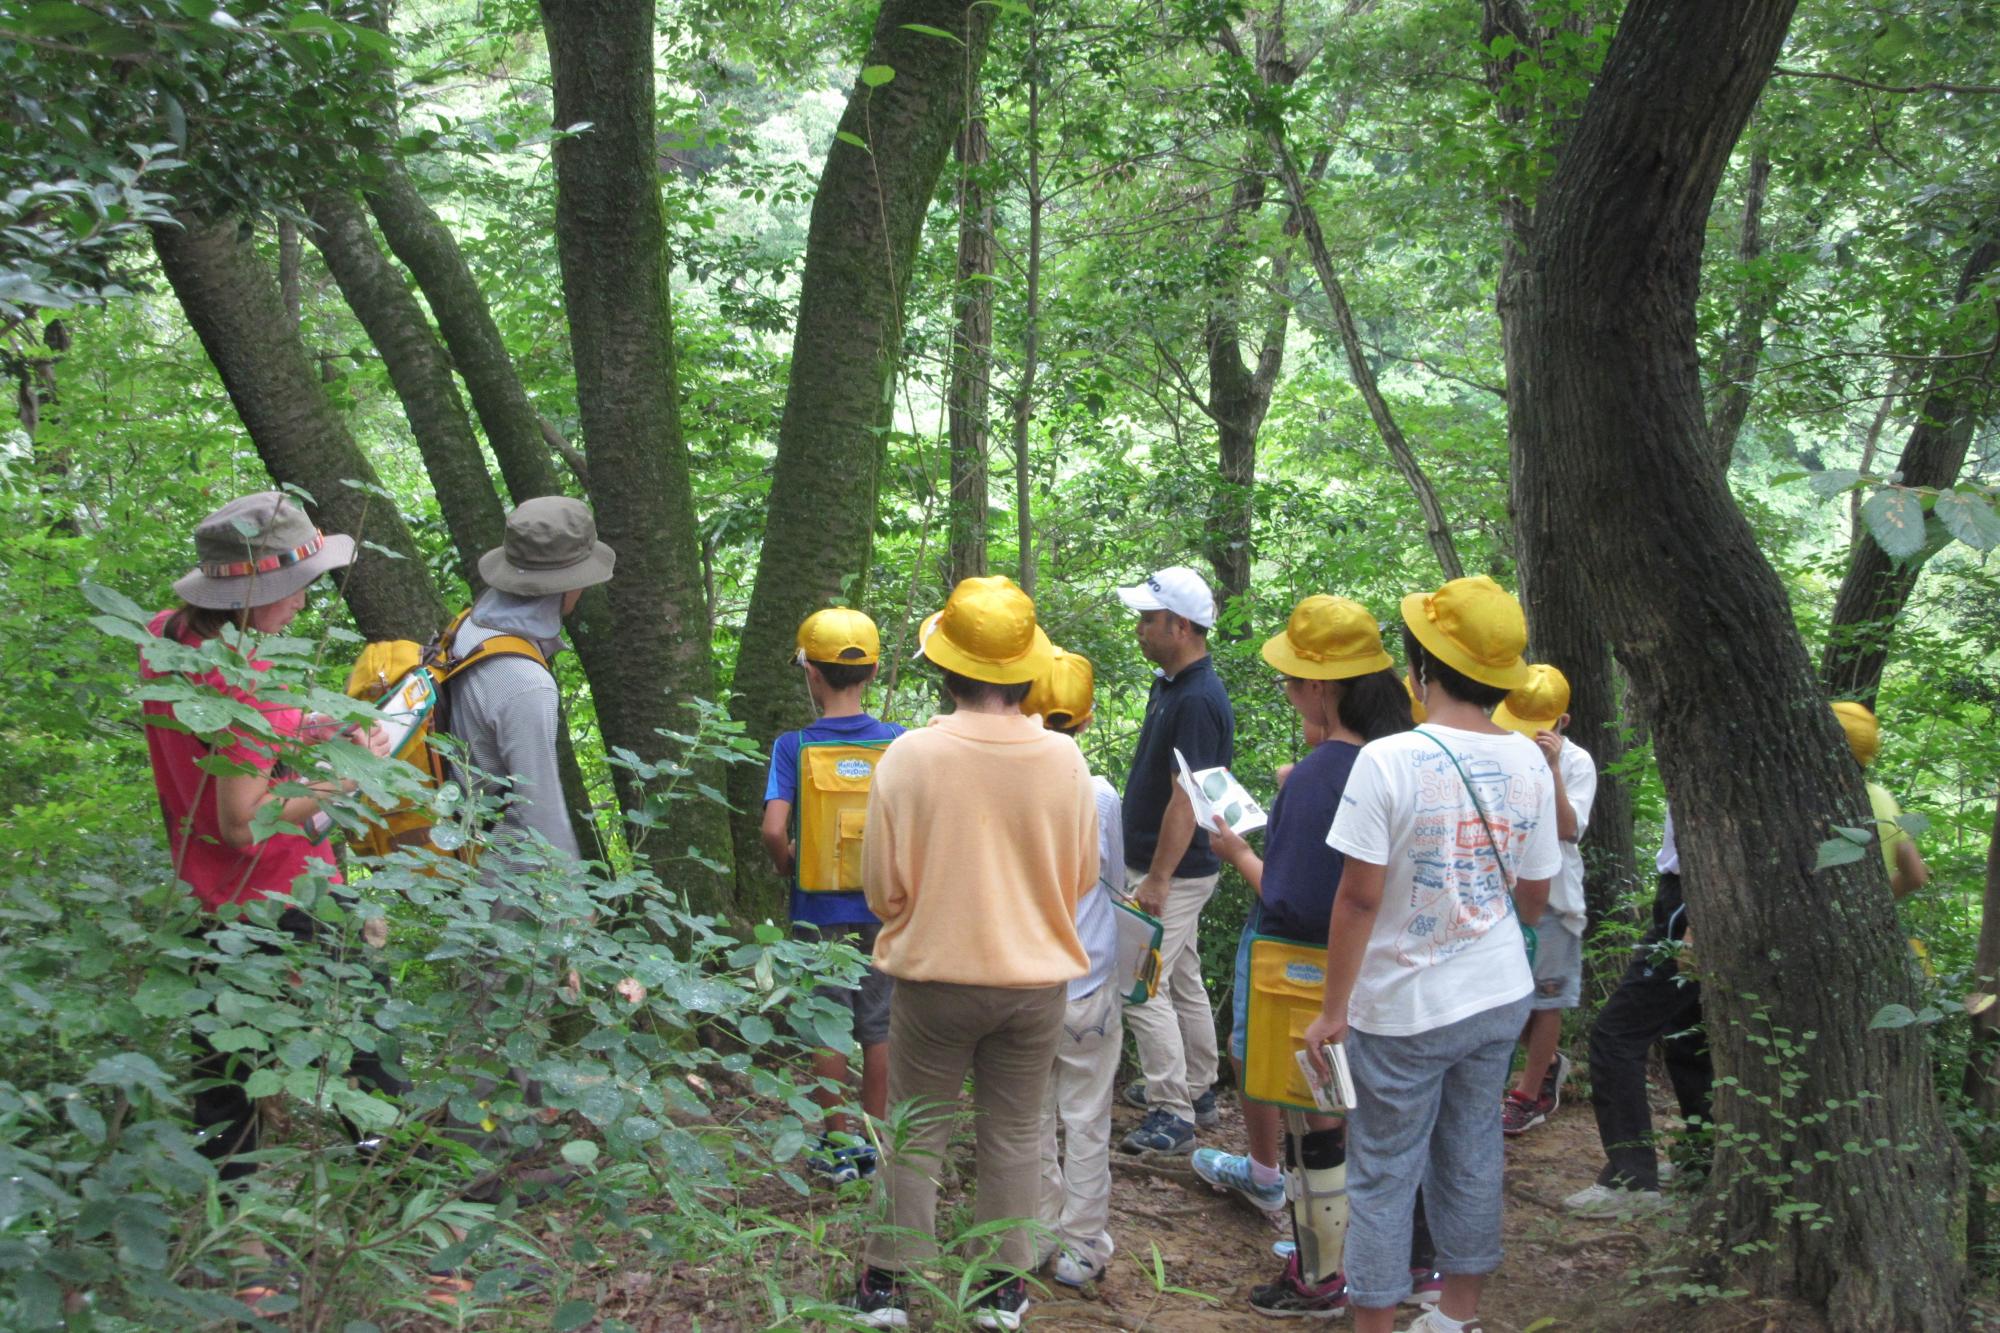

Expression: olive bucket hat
xmin=173 ymin=491 xmax=357 ymax=611
xmin=478 ymin=496 xmax=616 ymax=596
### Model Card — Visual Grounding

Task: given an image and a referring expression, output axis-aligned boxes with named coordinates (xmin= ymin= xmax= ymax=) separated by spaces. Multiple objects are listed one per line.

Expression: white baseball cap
xmin=1116 ymin=565 xmax=1217 ymax=629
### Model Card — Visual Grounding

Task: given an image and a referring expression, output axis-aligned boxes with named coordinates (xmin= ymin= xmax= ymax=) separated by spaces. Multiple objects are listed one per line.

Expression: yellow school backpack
xmin=794 ymin=739 xmax=891 ymax=892
xmin=343 ymin=609 xmax=548 ymax=859
xmin=1243 ymin=935 xmax=1332 ymax=1113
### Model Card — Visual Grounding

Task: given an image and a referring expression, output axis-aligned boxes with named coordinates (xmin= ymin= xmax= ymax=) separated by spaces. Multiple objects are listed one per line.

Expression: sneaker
xmin=1191 ymin=1147 xmax=1286 ymax=1214
xmin=1403 ymin=1312 xmax=1486 ymax=1332
xmin=1120 ymin=1080 xmax=1150 ymax=1110
xmin=847 ymin=1267 xmax=909 ymax=1329
xmin=1248 ymin=1252 xmax=1348 ymax=1319
xmin=1540 ymin=1051 xmax=1572 ymax=1112
xmin=971 ymin=1275 xmax=1030 ymax=1330
xmin=1193 ymin=1087 xmax=1221 ymax=1128
xmin=1501 ymin=1090 xmax=1549 ymax=1137
xmin=1052 ymin=1243 xmax=1108 ymax=1288
xmin=807 ymin=1137 xmax=875 ymax=1185
xmin=1403 ymin=1268 xmax=1443 ymax=1306
xmin=1562 ymin=1182 xmax=1667 ymax=1218
xmin=1119 ymin=1108 xmax=1196 ymax=1154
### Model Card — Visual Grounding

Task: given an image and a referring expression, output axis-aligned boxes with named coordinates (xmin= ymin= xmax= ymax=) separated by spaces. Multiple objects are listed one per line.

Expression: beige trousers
xmin=1121 ymin=869 xmax=1220 ymax=1122
xmin=866 ymin=978 xmax=1068 ymax=1274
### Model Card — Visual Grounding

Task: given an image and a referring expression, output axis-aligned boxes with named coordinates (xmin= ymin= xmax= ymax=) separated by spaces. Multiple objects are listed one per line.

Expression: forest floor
xmin=430 ymin=1069 xmax=1905 ymax=1333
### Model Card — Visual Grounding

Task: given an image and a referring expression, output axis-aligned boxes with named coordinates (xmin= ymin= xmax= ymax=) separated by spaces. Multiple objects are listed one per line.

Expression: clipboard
xmin=1112 ymin=899 xmax=1164 ymax=1005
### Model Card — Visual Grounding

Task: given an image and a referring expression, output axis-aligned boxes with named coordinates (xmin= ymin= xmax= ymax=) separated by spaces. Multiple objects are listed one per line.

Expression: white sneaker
xmin=1562 ymin=1182 xmax=1667 ymax=1218
xmin=1401 ymin=1311 xmax=1486 ymax=1332
xmin=1053 ymin=1243 xmax=1109 ymax=1288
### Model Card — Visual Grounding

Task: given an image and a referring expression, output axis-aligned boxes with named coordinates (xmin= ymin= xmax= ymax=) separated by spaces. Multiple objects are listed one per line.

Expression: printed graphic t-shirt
xmin=1326 ymin=724 xmax=1560 ymax=1037
xmin=765 ymin=711 xmax=904 ymax=928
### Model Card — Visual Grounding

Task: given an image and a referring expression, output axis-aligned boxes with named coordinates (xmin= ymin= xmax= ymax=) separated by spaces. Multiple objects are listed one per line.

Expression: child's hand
xmin=1534 ymin=729 xmax=1563 ymax=766
xmin=1302 ymin=1010 xmax=1348 ymax=1077
xmin=1208 ymin=814 xmax=1250 ymax=867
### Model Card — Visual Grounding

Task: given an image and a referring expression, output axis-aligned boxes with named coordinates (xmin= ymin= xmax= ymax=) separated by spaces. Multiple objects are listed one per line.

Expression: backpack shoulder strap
xmin=440 ymin=633 xmax=549 ymax=680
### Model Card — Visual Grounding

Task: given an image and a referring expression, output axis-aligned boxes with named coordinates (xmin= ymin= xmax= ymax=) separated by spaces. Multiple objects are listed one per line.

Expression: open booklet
xmin=1174 ymin=747 xmax=1268 ymax=836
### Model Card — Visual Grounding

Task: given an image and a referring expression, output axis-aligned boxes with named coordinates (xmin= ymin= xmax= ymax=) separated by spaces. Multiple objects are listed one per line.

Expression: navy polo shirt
xmin=1122 ymin=655 xmax=1235 ymax=877
xmin=1257 ymin=740 xmax=1360 ymax=946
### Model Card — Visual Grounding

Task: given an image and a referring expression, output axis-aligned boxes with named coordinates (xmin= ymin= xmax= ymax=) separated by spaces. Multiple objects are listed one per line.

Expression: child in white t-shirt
xmin=1303 ymin=576 xmax=1559 ymax=1333
xmin=1493 ymin=665 xmax=1598 ymax=1136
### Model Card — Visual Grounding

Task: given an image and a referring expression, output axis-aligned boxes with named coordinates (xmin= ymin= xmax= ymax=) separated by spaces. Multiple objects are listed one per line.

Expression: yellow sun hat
xmin=795 ymin=606 xmax=881 ymax=666
xmin=1493 ymin=664 xmax=1572 ymax=737
xmin=1831 ymin=701 xmax=1880 ymax=768
xmin=1260 ymin=595 xmax=1393 ymax=681
xmin=1023 ymin=647 xmax=1095 ymax=728
xmin=1400 ymin=575 xmax=1532 ymax=690
xmin=916 ymin=575 xmax=1055 ymax=685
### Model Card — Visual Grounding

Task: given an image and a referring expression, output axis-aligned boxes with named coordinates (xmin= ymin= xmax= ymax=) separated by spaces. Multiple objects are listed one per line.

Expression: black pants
xmin=1587 ymin=873 xmax=1711 ymax=1191
xmin=190 ymin=906 xmax=407 ymax=1181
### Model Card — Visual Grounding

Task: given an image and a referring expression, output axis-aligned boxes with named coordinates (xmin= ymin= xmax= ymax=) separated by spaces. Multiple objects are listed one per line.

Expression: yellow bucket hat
xmin=1023 ymin=647 xmax=1095 ymax=727
xmin=796 ymin=607 xmax=881 ymax=666
xmin=1261 ymin=595 xmax=1392 ymax=681
xmin=1831 ymin=701 xmax=1880 ymax=768
xmin=1400 ymin=576 xmax=1532 ymax=690
xmin=917 ymin=575 xmax=1055 ymax=685
xmin=1494 ymin=664 xmax=1571 ymax=737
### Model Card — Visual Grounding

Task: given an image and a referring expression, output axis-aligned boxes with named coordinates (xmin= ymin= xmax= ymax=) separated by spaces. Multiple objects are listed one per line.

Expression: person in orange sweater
xmin=848 ymin=576 xmax=1100 ymax=1331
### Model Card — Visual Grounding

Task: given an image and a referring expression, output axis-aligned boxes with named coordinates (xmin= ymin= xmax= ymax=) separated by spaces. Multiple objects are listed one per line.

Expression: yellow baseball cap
xmin=1024 ymin=647 xmax=1095 ymax=727
xmin=1261 ymin=595 xmax=1392 ymax=681
xmin=1832 ymin=701 xmax=1880 ymax=768
xmin=795 ymin=607 xmax=881 ymax=666
xmin=1400 ymin=576 xmax=1531 ymax=690
xmin=917 ymin=576 xmax=1054 ymax=685
xmin=1494 ymin=664 xmax=1572 ymax=737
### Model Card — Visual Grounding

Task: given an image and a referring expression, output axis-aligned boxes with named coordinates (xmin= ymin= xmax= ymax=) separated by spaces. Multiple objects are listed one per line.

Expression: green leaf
xmin=1814 ymin=837 xmax=1865 ymax=871
xmin=1868 ymin=1003 xmax=1917 ymax=1030
xmin=1934 ymin=492 xmax=2000 ymax=551
xmin=834 ymin=130 xmax=869 ymax=152
xmin=552 ymin=1298 xmax=598 ymax=1332
xmin=330 ymin=1085 xmax=397 ymax=1132
xmin=859 ymin=64 xmax=896 ymax=87
xmin=1807 ymin=468 xmax=1863 ymax=499
xmin=113 ymin=1211 xmax=168 ymax=1270
xmin=1859 ymin=488 xmax=1927 ymax=561
xmin=900 ymin=22 xmax=962 ymax=43
xmin=1832 ymin=823 xmax=1874 ymax=845
xmin=242 ymin=1069 xmax=284 ymax=1099
xmin=1895 ymin=811 xmax=1931 ymax=838
xmin=560 ymin=1138 xmax=601 ymax=1167
xmin=740 ymin=1013 xmax=774 ymax=1046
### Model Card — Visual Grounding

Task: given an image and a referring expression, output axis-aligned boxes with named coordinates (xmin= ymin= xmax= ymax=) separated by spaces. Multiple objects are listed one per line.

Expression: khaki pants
xmin=867 ymin=979 xmax=1067 ymax=1273
xmin=1037 ymin=981 xmax=1122 ymax=1267
xmin=1121 ymin=869 xmax=1220 ymax=1123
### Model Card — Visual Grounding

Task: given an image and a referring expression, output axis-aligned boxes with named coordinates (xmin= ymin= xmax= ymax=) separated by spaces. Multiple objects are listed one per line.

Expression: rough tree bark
xmin=307 ymin=188 xmax=603 ymax=857
xmin=306 ymin=188 xmax=505 ymax=591
xmin=1962 ymin=795 xmax=2000 ymax=1273
xmin=1705 ymin=148 xmax=1773 ymax=468
xmin=1820 ymin=230 xmax=2000 ymax=707
xmin=1506 ymin=2 xmax=1964 ymax=1326
xmin=542 ymin=0 xmax=729 ymax=909
xmin=947 ymin=69 xmax=992 ymax=587
xmin=1012 ymin=9 xmax=1042 ymax=598
xmin=153 ymin=215 xmax=446 ymax=641
xmin=1483 ymin=0 xmax=1635 ymax=953
xmin=726 ymin=0 xmax=997 ymax=920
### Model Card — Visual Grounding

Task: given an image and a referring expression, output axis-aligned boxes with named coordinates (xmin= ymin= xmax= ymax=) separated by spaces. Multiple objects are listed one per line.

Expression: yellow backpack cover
xmin=1243 ymin=935 xmax=1332 ymax=1113
xmin=343 ymin=610 xmax=547 ymax=859
xmin=794 ymin=739 xmax=891 ymax=892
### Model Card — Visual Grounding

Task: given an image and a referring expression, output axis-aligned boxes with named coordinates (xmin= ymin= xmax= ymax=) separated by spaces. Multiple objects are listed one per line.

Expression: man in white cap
xmin=1113 ymin=565 xmax=1234 ymax=1154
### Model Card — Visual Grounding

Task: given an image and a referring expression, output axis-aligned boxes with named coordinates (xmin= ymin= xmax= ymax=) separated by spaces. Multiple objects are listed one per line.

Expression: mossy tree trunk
xmin=152 ymin=214 xmax=445 ymax=642
xmin=726 ymin=0 xmax=997 ymax=921
xmin=542 ymin=0 xmax=729 ymax=908
xmin=1506 ymin=1 xmax=1965 ymax=1324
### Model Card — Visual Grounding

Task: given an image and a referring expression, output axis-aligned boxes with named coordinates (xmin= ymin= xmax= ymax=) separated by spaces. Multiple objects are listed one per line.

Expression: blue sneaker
xmin=1120 ymin=1081 xmax=1150 ymax=1110
xmin=1192 ymin=1147 xmax=1286 ymax=1214
xmin=1193 ymin=1087 xmax=1221 ymax=1129
xmin=1119 ymin=1108 xmax=1196 ymax=1154
xmin=808 ymin=1137 xmax=877 ymax=1185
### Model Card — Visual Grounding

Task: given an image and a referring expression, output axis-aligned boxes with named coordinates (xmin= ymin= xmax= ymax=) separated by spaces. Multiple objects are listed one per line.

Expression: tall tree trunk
xmin=1483 ymin=0 xmax=1635 ymax=959
xmin=1820 ymin=230 xmax=2000 ymax=707
xmin=947 ymin=71 xmax=993 ymax=587
xmin=1507 ymin=2 xmax=1964 ymax=1326
xmin=306 ymin=188 xmax=504 ymax=592
xmin=1963 ymin=794 xmax=2000 ymax=1273
xmin=363 ymin=160 xmax=566 ymax=509
xmin=725 ymin=0 xmax=997 ymax=920
xmin=1013 ymin=11 xmax=1042 ymax=598
xmin=542 ymin=0 xmax=728 ymax=911
xmin=1704 ymin=147 xmax=1773 ymax=468
xmin=152 ymin=215 xmax=445 ymax=641
xmin=308 ymin=189 xmax=603 ymax=857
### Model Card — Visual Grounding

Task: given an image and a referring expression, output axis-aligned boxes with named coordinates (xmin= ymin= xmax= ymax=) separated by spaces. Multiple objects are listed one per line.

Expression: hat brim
xmin=1400 ymin=591 xmax=1531 ymax=690
xmin=918 ymin=610 xmax=1055 ymax=685
xmin=479 ymin=540 xmax=616 ymax=596
xmin=1490 ymin=700 xmax=1558 ymax=738
xmin=1259 ymin=630 xmax=1393 ymax=681
xmin=173 ymin=533 xmax=357 ymax=610
xmin=1116 ymin=583 xmax=1167 ymax=614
